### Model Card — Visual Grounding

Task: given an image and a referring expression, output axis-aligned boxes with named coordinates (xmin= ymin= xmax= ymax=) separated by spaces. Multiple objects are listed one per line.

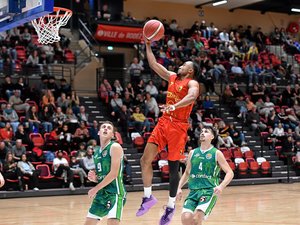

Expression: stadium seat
xmin=133 ymin=136 xmax=145 ymax=152
xmin=244 ymin=151 xmax=254 ymax=159
xmin=159 ymin=149 xmax=168 ymax=160
xmin=233 ymin=150 xmax=243 ymax=159
xmin=29 ymin=133 xmax=45 ymax=147
xmin=245 ymin=158 xmax=255 ymax=165
xmin=256 ymin=157 xmax=267 ymax=165
xmin=70 ymin=150 xmax=77 ymax=157
xmin=249 ymin=161 xmax=260 ymax=175
xmin=228 ymin=161 xmax=236 ymax=171
xmin=238 ymin=162 xmax=248 ymax=175
xmin=234 ymin=157 xmax=245 ymax=165
xmin=143 ymin=132 xmax=152 ymax=142
xmin=161 ymin=165 xmax=169 ymax=181
xmin=36 ymin=164 xmax=55 ymax=180
xmin=261 ymin=161 xmax=271 ymax=175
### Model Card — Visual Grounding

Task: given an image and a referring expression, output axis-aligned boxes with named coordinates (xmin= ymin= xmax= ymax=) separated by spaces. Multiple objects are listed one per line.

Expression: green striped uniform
xmin=88 ymin=141 xmax=126 ymax=220
xmin=183 ymin=146 xmax=219 ymax=218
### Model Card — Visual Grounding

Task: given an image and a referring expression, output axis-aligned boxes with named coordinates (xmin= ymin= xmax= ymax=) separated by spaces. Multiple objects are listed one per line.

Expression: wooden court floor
xmin=0 ymin=183 xmax=299 ymax=225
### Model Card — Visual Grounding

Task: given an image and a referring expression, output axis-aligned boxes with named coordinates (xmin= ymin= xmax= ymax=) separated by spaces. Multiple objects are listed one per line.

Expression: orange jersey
xmin=164 ymin=74 xmax=194 ymax=122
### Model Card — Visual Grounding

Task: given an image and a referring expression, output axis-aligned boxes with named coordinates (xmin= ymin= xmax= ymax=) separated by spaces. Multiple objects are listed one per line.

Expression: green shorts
xmin=182 ymin=188 xmax=217 ymax=220
xmin=87 ymin=189 xmax=126 ymax=221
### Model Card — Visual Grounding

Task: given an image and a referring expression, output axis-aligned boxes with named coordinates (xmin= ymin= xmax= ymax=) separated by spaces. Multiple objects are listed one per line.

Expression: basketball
xmin=143 ymin=19 xmax=165 ymax=41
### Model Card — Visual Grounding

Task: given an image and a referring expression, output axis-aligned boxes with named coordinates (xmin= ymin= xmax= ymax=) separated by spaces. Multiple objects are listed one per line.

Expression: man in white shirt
xmin=83 ymin=147 xmax=95 ymax=173
xmin=231 ymin=61 xmax=244 ymax=76
xmin=53 ymin=150 xmax=75 ymax=191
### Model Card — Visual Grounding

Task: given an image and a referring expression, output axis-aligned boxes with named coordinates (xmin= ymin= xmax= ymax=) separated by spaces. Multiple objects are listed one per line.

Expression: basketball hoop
xmin=32 ymin=7 xmax=73 ymax=45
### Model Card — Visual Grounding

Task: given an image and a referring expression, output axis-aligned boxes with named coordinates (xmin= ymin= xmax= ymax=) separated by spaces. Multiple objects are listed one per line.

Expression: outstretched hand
xmin=160 ymin=104 xmax=176 ymax=113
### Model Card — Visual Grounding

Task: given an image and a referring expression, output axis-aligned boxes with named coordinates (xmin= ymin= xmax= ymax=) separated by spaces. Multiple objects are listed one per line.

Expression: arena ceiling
xmin=151 ymin=0 xmax=300 ymax=15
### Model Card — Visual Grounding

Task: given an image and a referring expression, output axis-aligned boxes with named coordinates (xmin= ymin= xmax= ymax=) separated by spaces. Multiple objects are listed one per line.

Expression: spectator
xmin=73 ymin=121 xmax=90 ymax=144
xmin=228 ymin=123 xmax=246 ymax=145
xmin=3 ymin=103 xmax=19 ymax=134
xmin=76 ymin=142 xmax=87 ymax=161
xmin=9 ymin=90 xmax=30 ymax=112
xmin=21 ymin=28 xmax=31 ymax=45
xmin=203 ymin=95 xmax=217 ymax=118
xmin=59 ymin=78 xmax=72 ymax=96
xmin=56 ymin=93 xmax=69 ymax=113
xmin=12 ymin=139 xmax=26 ymax=161
xmin=245 ymin=61 xmax=258 ymax=85
xmin=39 ymin=106 xmax=53 ymax=133
xmin=0 ymin=141 xmax=8 ymax=165
xmin=125 ymin=82 xmax=135 ymax=99
xmin=235 ymin=96 xmax=247 ymax=121
xmin=89 ymin=120 xmax=99 ymax=144
xmin=42 ymin=89 xmax=56 ymax=113
xmin=130 ymin=106 xmax=150 ymax=133
xmin=26 ymin=50 xmax=43 ymax=73
xmin=231 ymin=61 xmax=244 ymax=78
xmin=0 ymin=122 xmax=13 ymax=145
xmin=123 ymin=92 xmax=134 ymax=109
xmin=17 ymin=154 xmax=40 ymax=191
xmin=14 ymin=124 xmax=31 ymax=147
xmin=117 ymin=105 xmax=131 ymax=133
xmin=123 ymin=155 xmax=133 ymax=185
xmin=52 ymin=106 xmax=66 ymax=125
xmin=112 ymin=79 xmax=124 ymax=96
xmin=69 ymin=156 xmax=87 ymax=188
xmin=129 ymin=57 xmax=144 ymax=85
xmin=3 ymin=152 xmax=23 ymax=191
xmin=53 ymin=150 xmax=75 ymax=191
xmin=145 ymin=80 xmax=159 ymax=98
xmin=135 ymin=79 xmax=145 ymax=95
xmin=2 ymin=75 xmax=15 ymax=100
xmin=82 ymin=147 xmax=95 ymax=173
xmin=110 ymin=93 xmax=123 ymax=115
xmin=47 ymin=76 xmax=59 ymax=98
xmin=75 ymin=105 xmax=89 ymax=125
xmin=247 ymin=106 xmax=267 ymax=134
xmin=231 ymin=82 xmax=244 ymax=99
xmin=26 ymin=106 xmax=41 ymax=133
xmin=69 ymin=91 xmax=80 ymax=115
xmin=145 ymin=92 xmax=159 ymax=119
xmin=65 ymin=107 xmax=78 ymax=133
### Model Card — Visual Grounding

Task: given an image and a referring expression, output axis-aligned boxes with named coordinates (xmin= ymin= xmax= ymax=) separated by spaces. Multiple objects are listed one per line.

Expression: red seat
xmin=159 ymin=150 xmax=168 ymax=160
xmin=147 ymin=117 xmax=155 ymax=129
xmin=261 ymin=161 xmax=271 ymax=174
xmin=233 ymin=150 xmax=243 ymax=159
xmin=161 ymin=165 xmax=169 ymax=180
xmin=245 ymin=157 xmax=255 ymax=165
xmin=133 ymin=136 xmax=145 ymax=152
xmin=228 ymin=161 xmax=236 ymax=171
xmin=244 ymin=151 xmax=254 ymax=159
xmin=70 ymin=150 xmax=77 ymax=157
xmin=114 ymin=131 xmax=123 ymax=145
xmin=249 ymin=161 xmax=260 ymax=175
xmin=36 ymin=164 xmax=55 ymax=180
xmin=29 ymin=133 xmax=45 ymax=147
xmin=222 ymin=150 xmax=232 ymax=160
xmin=238 ymin=162 xmax=248 ymax=175
xmin=143 ymin=132 xmax=152 ymax=142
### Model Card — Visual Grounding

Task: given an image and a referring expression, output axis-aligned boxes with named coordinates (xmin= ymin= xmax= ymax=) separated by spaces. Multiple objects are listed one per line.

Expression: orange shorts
xmin=147 ymin=116 xmax=189 ymax=161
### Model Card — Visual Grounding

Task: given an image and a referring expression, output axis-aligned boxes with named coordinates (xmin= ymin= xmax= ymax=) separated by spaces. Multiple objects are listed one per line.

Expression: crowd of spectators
xmin=0 ymin=25 xmax=73 ymax=76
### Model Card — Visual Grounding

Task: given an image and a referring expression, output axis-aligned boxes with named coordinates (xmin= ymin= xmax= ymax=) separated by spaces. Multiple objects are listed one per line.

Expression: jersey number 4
xmin=199 ymin=162 xmax=202 ymax=171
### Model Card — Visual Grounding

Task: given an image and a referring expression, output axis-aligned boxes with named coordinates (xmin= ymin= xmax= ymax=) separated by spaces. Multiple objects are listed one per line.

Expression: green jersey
xmin=188 ymin=146 xmax=220 ymax=190
xmin=93 ymin=141 xmax=126 ymax=197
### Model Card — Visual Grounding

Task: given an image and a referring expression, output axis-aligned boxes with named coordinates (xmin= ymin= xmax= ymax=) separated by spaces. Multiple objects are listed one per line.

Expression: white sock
xmin=167 ymin=196 xmax=176 ymax=208
xmin=144 ymin=186 xmax=152 ymax=198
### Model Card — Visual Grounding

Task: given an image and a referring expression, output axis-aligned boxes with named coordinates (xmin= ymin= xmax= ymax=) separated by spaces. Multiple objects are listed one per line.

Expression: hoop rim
xmin=47 ymin=7 xmax=73 ymax=17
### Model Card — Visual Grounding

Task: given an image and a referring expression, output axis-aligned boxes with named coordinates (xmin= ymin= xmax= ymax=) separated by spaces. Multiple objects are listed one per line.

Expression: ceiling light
xmin=291 ymin=8 xmax=300 ymax=13
xmin=212 ymin=0 xmax=228 ymax=6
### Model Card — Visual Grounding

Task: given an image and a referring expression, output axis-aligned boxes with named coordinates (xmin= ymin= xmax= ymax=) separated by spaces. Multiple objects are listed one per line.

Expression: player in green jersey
xmin=177 ymin=126 xmax=234 ymax=225
xmin=84 ymin=121 xmax=126 ymax=225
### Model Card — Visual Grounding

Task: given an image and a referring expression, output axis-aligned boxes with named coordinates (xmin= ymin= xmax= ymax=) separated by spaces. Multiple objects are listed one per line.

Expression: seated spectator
xmin=17 ymin=154 xmax=40 ymax=191
xmin=12 ymin=139 xmax=26 ymax=161
xmin=77 ymin=105 xmax=90 ymax=125
xmin=0 ymin=122 xmax=13 ymax=145
xmin=3 ymin=152 xmax=23 ymax=191
xmin=231 ymin=61 xmax=244 ymax=77
xmin=14 ymin=124 xmax=31 ymax=147
xmin=53 ymin=150 xmax=75 ymax=191
xmin=47 ymin=76 xmax=59 ymax=98
xmin=73 ymin=121 xmax=90 ymax=144
xmin=89 ymin=120 xmax=99 ymax=144
xmin=9 ymin=90 xmax=30 ymax=112
xmin=247 ymin=106 xmax=267 ymax=134
xmin=228 ymin=123 xmax=246 ymax=146
xmin=145 ymin=80 xmax=159 ymax=98
xmin=26 ymin=50 xmax=43 ymax=73
xmin=259 ymin=96 xmax=275 ymax=117
xmin=58 ymin=124 xmax=72 ymax=152
xmin=247 ymin=42 xmax=258 ymax=61
xmin=69 ymin=156 xmax=87 ymax=188
xmin=235 ymin=96 xmax=247 ymax=121
xmin=123 ymin=92 xmax=134 ymax=109
xmin=26 ymin=106 xmax=41 ymax=133
xmin=3 ymin=103 xmax=19 ymax=134
xmin=42 ymin=90 xmax=56 ymax=113
xmin=0 ymin=141 xmax=9 ymax=165
xmin=82 ymin=147 xmax=95 ymax=173
xmin=76 ymin=142 xmax=87 ymax=161
xmin=157 ymin=80 xmax=168 ymax=104
xmin=112 ymin=79 xmax=124 ymax=96
xmin=98 ymin=3 xmax=111 ymax=21
xmin=117 ymin=105 xmax=131 ymax=133
xmin=229 ymin=41 xmax=245 ymax=61
xmin=130 ymin=106 xmax=150 ymax=133
xmin=145 ymin=92 xmax=159 ymax=119
xmin=123 ymin=155 xmax=133 ymax=185
xmin=56 ymin=93 xmax=70 ymax=113
xmin=281 ymin=85 xmax=294 ymax=107
xmin=110 ymin=93 xmax=123 ymax=116
xmin=125 ymin=82 xmax=135 ymax=99
xmin=218 ymin=121 xmax=237 ymax=147
xmin=65 ymin=107 xmax=78 ymax=133
xmin=59 ymin=78 xmax=72 ymax=96
xmin=2 ymin=75 xmax=15 ymax=100
xmin=231 ymin=82 xmax=244 ymax=99
xmin=0 ymin=48 xmax=15 ymax=76
xmin=202 ymin=95 xmax=217 ymax=118
xmin=190 ymin=108 xmax=204 ymax=127
xmin=52 ymin=106 xmax=66 ymax=125
xmin=245 ymin=61 xmax=258 ymax=85
xmin=134 ymin=79 xmax=145 ymax=95
xmin=251 ymin=85 xmax=264 ymax=103
xmin=21 ymin=28 xmax=31 ymax=45
xmin=39 ymin=106 xmax=53 ymax=133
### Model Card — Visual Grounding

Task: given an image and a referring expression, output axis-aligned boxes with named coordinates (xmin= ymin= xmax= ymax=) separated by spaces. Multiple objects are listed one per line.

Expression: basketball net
xmin=32 ymin=7 xmax=73 ymax=45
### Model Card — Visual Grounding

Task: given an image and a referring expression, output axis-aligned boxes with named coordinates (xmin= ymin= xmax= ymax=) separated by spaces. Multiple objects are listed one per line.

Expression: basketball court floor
xmin=0 ymin=183 xmax=299 ymax=225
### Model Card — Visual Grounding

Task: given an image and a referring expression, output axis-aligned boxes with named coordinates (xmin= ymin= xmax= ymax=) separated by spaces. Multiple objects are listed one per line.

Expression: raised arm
xmin=145 ymin=41 xmax=173 ymax=81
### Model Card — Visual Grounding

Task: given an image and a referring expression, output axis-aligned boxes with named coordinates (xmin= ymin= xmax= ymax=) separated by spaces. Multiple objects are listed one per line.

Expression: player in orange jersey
xmin=136 ymin=39 xmax=200 ymax=225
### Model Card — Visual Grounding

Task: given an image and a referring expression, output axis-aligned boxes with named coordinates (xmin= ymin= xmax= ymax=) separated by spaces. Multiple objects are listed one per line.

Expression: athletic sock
xmin=167 ymin=196 xmax=176 ymax=208
xmin=144 ymin=186 xmax=152 ymax=198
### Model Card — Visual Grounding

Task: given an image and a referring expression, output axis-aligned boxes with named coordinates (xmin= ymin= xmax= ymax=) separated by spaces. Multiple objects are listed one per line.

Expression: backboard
xmin=0 ymin=0 xmax=54 ymax=32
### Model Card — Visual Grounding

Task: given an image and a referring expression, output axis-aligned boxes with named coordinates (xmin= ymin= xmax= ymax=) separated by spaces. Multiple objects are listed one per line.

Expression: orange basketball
xmin=143 ymin=20 xmax=165 ymax=41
